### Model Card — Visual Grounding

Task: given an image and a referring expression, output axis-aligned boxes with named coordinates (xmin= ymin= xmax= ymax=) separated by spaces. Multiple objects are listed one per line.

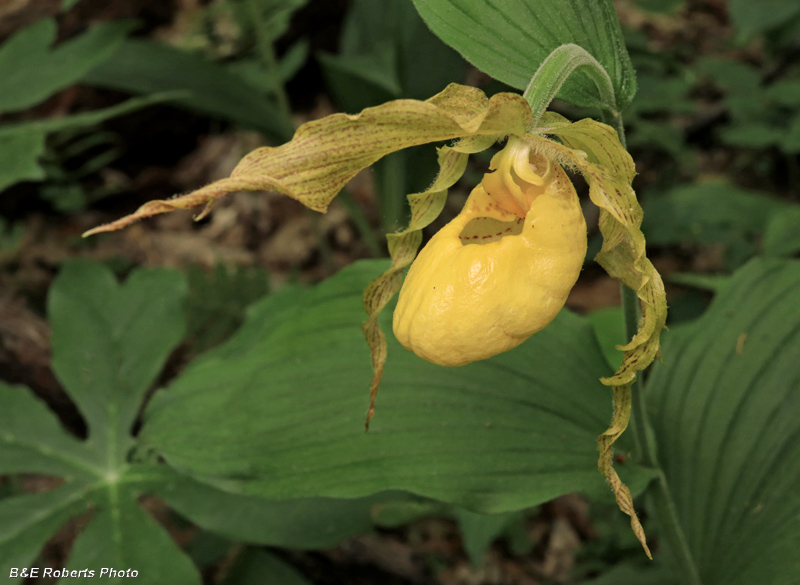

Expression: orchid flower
xmin=85 ymin=83 xmax=666 ymax=556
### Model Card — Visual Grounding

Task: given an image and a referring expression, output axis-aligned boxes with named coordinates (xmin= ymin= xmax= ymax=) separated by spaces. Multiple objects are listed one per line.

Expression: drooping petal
xmin=83 ymin=84 xmax=531 ymax=236
xmin=362 ymin=133 xmax=505 ymax=428
xmin=544 ymin=119 xmax=667 ymax=386
xmin=597 ymin=383 xmax=652 ymax=559
xmin=527 ymin=118 xmax=666 ymax=558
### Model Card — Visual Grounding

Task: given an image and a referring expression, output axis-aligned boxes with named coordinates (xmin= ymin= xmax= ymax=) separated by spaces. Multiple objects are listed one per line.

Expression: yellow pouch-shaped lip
xmin=393 ymin=162 xmax=587 ymax=367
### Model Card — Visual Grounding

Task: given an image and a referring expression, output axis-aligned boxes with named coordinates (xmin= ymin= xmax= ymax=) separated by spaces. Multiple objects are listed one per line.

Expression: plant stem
xmin=624 ymin=288 xmax=701 ymax=582
xmin=621 ymin=284 xmax=646 ymax=460
xmin=614 ymin=117 xmax=702 ymax=582
xmin=522 ymin=43 xmax=617 ymax=128
xmin=607 ymin=110 xmax=627 ymax=150
xmin=621 ymin=285 xmax=660 ymax=470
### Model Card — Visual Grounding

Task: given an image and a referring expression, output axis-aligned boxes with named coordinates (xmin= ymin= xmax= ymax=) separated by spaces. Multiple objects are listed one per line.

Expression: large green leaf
xmin=82 ymin=40 xmax=294 ymax=142
xmin=647 ymin=258 xmax=800 ymax=583
xmin=0 ymin=261 xmax=403 ymax=581
xmin=0 ymin=262 xmax=196 ymax=582
xmin=49 ymin=260 xmax=186 ymax=465
xmin=410 ymin=0 xmax=636 ymax=111
xmin=185 ymin=263 xmax=270 ymax=355
xmin=141 ymin=260 xmax=655 ymax=511
xmin=587 ymin=307 xmax=625 ymax=371
xmin=0 ymin=18 xmax=133 ymax=115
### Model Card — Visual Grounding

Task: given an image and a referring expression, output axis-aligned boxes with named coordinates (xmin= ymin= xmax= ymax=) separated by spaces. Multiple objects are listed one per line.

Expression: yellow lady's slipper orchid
xmin=394 ymin=138 xmax=587 ymax=366
xmin=84 ymin=83 xmax=665 ymax=558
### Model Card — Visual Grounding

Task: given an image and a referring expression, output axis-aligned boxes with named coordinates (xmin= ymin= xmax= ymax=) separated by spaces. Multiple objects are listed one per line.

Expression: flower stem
xmin=607 ymin=110 xmax=627 ymax=150
xmin=623 ymin=286 xmax=701 ymax=583
xmin=615 ymin=120 xmax=702 ymax=583
xmin=523 ymin=44 xmax=617 ymax=128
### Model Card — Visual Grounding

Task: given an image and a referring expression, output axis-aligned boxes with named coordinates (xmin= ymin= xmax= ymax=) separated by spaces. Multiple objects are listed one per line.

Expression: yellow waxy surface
xmin=393 ymin=159 xmax=587 ymax=367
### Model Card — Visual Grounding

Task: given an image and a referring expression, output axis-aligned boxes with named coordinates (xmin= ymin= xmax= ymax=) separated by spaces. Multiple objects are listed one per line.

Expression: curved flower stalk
xmin=84 ymin=83 xmax=665 ymax=557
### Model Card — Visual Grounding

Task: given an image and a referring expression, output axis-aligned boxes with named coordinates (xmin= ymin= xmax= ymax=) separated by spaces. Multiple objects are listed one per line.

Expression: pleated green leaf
xmin=647 ymin=258 xmax=800 ymax=583
xmin=410 ymin=0 xmax=636 ymax=111
xmin=140 ymin=260 xmax=656 ymax=511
